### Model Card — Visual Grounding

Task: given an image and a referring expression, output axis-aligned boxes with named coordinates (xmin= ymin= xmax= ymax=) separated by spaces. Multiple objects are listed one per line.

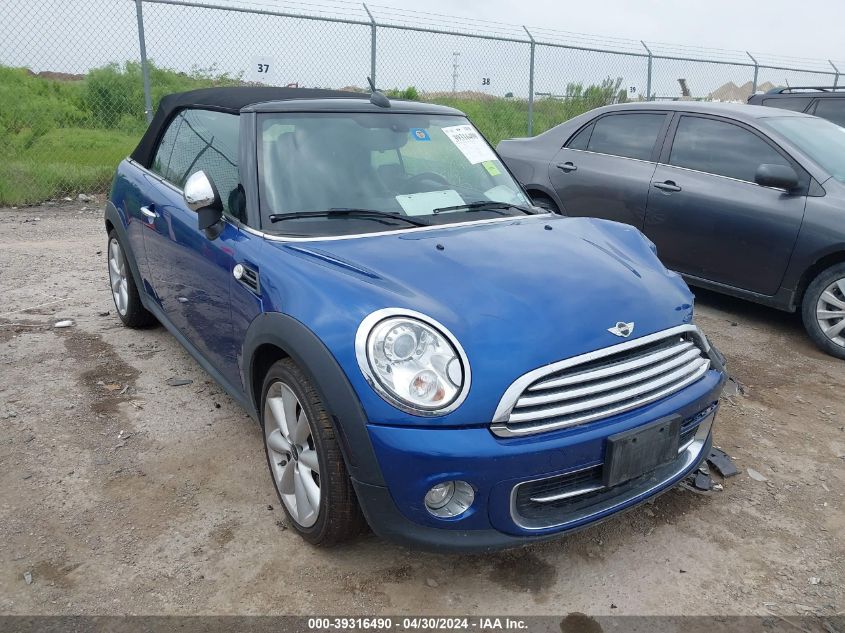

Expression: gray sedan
xmin=498 ymin=102 xmax=845 ymax=359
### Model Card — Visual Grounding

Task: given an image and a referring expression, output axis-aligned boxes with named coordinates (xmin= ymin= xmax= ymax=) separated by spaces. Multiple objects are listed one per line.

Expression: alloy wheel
xmin=264 ymin=381 xmax=321 ymax=527
xmin=816 ymin=277 xmax=845 ymax=348
xmin=108 ymin=238 xmax=129 ymax=316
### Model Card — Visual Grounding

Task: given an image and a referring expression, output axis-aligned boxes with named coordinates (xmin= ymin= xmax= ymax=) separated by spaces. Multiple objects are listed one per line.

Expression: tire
xmin=529 ymin=192 xmax=560 ymax=214
xmin=107 ymin=230 xmax=156 ymax=328
xmin=260 ymin=358 xmax=367 ymax=545
xmin=801 ymin=262 xmax=845 ymax=360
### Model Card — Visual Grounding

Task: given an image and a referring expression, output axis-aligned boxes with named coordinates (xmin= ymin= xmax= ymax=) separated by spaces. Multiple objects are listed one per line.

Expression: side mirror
xmin=755 ymin=164 xmax=799 ymax=191
xmin=184 ymin=170 xmax=223 ymax=231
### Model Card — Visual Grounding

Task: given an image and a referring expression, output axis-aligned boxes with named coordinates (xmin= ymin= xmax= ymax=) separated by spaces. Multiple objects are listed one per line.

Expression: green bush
xmin=0 ymin=63 xmax=624 ymax=206
xmin=385 ymin=85 xmax=420 ymax=101
xmin=0 ymin=66 xmax=87 ymax=136
xmin=0 ymin=61 xmax=244 ymax=205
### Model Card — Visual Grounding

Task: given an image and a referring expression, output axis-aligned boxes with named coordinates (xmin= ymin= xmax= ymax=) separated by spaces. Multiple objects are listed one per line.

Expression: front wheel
xmin=261 ymin=358 xmax=367 ymax=545
xmin=801 ymin=263 xmax=845 ymax=360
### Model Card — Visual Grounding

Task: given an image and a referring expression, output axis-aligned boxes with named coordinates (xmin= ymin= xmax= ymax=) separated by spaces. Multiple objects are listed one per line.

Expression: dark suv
xmin=749 ymin=87 xmax=845 ymax=127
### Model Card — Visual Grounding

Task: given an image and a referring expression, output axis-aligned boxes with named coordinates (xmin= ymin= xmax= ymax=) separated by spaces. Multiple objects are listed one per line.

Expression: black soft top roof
xmin=130 ymin=86 xmax=364 ymax=166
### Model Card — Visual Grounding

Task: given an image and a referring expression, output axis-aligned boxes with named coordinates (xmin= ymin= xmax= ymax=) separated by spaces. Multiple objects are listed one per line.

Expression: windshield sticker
xmin=484 ymin=185 xmax=523 ymax=204
xmin=410 ymin=128 xmax=431 ymax=141
xmin=441 ymin=124 xmax=497 ymax=164
xmin=396 ymin=190 xmax=464 ymax=216
xmin=482 ymin=160 xmax=501 ymax=177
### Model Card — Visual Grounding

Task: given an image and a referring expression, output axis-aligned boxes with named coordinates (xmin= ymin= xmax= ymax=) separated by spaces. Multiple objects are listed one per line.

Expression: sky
xmin=1 ymin=0 xmax=843 ymax=100
xmin=374 ymin=0 xmax=845 ymax=66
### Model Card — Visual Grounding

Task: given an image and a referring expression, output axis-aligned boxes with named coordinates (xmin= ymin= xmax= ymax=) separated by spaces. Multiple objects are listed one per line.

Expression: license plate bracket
xmin=603 ymin=416 xmax=681 ymax=488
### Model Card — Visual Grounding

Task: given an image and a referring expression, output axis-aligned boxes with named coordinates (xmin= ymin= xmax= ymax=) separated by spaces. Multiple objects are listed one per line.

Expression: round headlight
xmin=355 ymin=309 xmax=471 ymax=415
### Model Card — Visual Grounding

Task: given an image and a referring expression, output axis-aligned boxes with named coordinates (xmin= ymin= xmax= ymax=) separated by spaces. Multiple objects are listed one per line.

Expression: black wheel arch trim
xmin=524 ymin=184 xmax=565 ymax=213
xmin=792 ymin=244 xmax=845 ymax=299
xmin=242 ymin=312 xmax=386 ymax=486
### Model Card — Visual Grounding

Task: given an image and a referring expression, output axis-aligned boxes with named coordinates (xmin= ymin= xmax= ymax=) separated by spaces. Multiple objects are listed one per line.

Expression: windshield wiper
xmin=268 ymin=208 xmax=429 ymax=227
xmin=432 ymin=201 xmax=536 ymax=215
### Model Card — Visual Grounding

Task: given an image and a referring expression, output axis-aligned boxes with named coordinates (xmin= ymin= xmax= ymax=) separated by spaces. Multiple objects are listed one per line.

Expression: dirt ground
xmin=0 ymin=200 xmax=842 ymax=617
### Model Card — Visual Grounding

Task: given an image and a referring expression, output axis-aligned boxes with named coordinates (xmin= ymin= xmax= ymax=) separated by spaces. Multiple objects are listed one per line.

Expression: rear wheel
xmin=261 ymin=358 xmax=367 ymax=545
xmin=801 ymin=263 xmax=845 ymax=359
xmin=107 ymin=231 xmax=156 ymax=328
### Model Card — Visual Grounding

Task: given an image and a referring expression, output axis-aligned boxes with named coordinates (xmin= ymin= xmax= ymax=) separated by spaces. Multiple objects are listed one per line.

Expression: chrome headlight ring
xmin=355 ymin=308 xmax=471 ymax=416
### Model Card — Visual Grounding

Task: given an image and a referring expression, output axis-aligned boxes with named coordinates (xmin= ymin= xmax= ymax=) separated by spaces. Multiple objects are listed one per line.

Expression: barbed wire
xmin=144 ymin=0 xmax=842 ymax=68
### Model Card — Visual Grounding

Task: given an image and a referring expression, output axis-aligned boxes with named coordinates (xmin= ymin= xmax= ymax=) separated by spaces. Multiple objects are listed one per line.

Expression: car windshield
xmin=258 ymin=112 xmax=531 ymax=235
xmin=762 ymin=116 xmax=845 ymax=183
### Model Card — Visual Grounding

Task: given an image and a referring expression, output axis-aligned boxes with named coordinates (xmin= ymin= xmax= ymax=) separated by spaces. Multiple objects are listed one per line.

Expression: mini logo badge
xmin=608 ymin=321 xmax=635 ymax=337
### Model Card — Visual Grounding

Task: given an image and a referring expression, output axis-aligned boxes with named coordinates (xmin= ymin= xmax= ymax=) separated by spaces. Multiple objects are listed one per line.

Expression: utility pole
xmin=452 ymin=52 xmax=460 ymax=95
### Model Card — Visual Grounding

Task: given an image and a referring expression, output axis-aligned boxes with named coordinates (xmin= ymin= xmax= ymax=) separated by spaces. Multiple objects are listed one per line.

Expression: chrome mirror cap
xmin=183 ymin=171 xmax=218 ymax=211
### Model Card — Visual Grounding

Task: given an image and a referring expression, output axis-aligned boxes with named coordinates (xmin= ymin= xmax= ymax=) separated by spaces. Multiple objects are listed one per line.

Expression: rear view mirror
xmin=755 ymin=164 xmax=799 ymax=191
xmin=184 ymin=170 xmax=223 ymax=231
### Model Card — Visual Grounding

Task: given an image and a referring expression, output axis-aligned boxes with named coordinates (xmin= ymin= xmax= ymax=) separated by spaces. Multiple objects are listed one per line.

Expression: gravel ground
xmin=0 ymin=200 xmax=842 ymax=617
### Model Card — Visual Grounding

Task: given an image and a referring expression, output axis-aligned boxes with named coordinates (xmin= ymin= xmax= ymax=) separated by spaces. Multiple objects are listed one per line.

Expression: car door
xmin=142 ymin=108 xmax=242 ymax=384
xmin=547 ymin=111 xmax=670 ymax=228
xmin=643 ymin=114 xmax=808 ymax=296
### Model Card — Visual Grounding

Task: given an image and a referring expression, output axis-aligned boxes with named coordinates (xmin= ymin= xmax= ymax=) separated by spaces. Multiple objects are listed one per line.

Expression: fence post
xmin=747 ymin=51 xmax=759 ymax=95
xmin=134 ymin=0 xmax=154 ymax=123
xmin=830 ymin=60 xmax=840 ymax=88
xmin=524 ymin=26 xmax=535 ymax=136
xmin=640 ymin=41 xmax=652 ymax=101
xmin=363 ymin=3 xmax=377 ymax=86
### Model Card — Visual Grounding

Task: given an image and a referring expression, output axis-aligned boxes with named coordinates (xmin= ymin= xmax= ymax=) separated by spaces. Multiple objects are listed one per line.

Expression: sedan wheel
xmin=802 ymin=263 xmax=845 ymax=360
xmin=264 ymin=380 xmax=321 ymax=528
xmin=108 ymin=237 xmax=129 ymax=317
xmin=815 ymin=277 xmax=845 ymax=348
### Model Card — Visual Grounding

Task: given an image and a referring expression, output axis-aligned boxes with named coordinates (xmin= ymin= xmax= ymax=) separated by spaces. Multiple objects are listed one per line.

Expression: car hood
xmin=266 ymin=214 xmax=695 ymax=425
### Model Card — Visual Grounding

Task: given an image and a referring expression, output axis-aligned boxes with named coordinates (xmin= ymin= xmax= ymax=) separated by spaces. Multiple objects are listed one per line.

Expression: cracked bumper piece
xmin=353 ymin=369 xmax=724 ymax=552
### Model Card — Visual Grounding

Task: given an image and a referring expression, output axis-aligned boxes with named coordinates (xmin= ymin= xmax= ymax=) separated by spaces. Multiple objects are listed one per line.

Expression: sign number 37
xmin=250 ymin=56 xmax=274 ymax=81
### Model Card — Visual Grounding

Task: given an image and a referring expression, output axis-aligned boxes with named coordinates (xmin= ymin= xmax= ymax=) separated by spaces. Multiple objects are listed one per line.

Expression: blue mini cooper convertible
xmin=105 ymin=87 xmax=726 ymax=551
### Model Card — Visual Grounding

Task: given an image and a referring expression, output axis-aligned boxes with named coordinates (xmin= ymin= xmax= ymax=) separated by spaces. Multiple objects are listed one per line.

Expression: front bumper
xmin=353 ymin=368 xmax=724 ymax=552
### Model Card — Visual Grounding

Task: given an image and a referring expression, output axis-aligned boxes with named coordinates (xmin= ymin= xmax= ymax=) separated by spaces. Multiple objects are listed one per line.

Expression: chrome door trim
xmin=241 ymin=214 xmax=551 ymax=243
xmin=140 ymin=205 xmax=158 ymax=219
xmin=563 ymin=147 xmax=657 ymax=166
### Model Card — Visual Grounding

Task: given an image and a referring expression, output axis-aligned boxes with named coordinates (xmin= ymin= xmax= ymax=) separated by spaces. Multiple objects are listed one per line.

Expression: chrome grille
xmin=491 ymin=325 xmax=711 ymax=437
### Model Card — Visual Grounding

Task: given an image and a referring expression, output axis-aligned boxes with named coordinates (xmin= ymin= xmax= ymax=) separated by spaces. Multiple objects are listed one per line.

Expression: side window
xmin=150 ymin=114 xmax=182 ymax=181
xmin=566 ymin=123 xmax=594 ymax=150
xmin=586 ymin=113 xmax=666 ymax=161
xmin=668 ymin=116 xmax=791 ymax=183
xmin=157 ymin=109 xmax=243 ymax=218
xmin=812 ymin=99 xmax=845 ymax=127
xmin=762 ymin=97 xmax=812 ymax=112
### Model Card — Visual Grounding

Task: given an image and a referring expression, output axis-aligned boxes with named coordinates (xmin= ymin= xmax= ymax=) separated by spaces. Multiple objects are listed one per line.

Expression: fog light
xmin=424 ymin=480 xmax=474 ymax=518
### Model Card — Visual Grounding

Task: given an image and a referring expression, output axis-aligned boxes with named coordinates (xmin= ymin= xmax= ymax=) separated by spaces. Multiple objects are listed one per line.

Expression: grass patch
xmin=0 ymin=127 xmax=137 ymax=205
xmin=0 ymin=63 xmax=624 ymax=205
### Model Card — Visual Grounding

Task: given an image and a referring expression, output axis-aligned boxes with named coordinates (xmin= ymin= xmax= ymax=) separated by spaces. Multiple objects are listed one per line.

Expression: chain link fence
xmin=1 ymin=0 xmax=843 ymax=206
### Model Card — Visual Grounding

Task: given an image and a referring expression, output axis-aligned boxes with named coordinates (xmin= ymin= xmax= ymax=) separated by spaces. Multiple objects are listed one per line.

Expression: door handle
xmin=653 ymin=181 xmax=682 ymax=192
xmin=555 ymin=162 xmax=578 ymax=173
xmin=140 ymin=205 xmax=159 ymax=219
